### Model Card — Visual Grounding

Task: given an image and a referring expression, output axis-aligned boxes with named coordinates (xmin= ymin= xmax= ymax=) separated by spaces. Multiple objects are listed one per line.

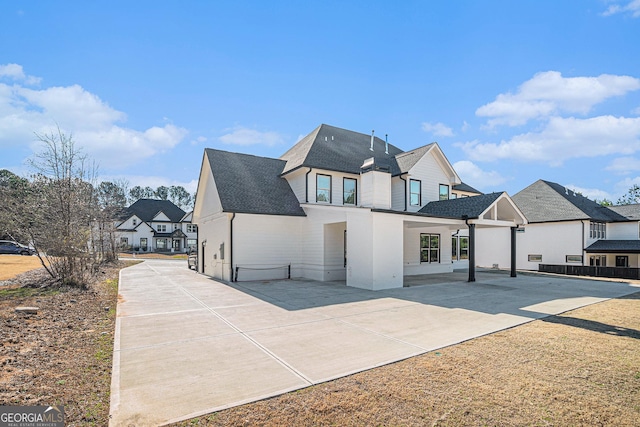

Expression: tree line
xmin=0 ymin=129 xmax=193 ymax=288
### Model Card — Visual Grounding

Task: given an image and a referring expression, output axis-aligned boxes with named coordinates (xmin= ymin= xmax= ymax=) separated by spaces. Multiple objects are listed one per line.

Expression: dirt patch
xmin=0 ymin=262 xmax=132 ymax=425
xmin=0 ymin=254 xmax=45 ymax=281
xmin=171 ymin=292 xmax=640 ymax=427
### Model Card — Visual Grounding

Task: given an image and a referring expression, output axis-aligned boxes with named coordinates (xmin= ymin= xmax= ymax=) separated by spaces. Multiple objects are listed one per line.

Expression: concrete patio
xmin=109 ymin=260 xmax=639 ymax=426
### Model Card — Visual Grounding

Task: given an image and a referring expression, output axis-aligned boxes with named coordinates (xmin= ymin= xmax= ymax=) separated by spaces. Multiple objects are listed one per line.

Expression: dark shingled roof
xmin=280 ymin=124 xmax=405 ymax=176
xmin=395 ymin=144 xmax=435 ymax=174
xmin=120 ymin=199 xmax=186 ymax=223
xmin=205 ymin=149 xmax=306 ymax=217
xmin=513 ymin=180 xmax=626 ymax=223
xmin=585 ymin=240 xmax=640 ymax=253
xmin=418 ymin=192 xmax=503 ymax=219
xmin=607 ymin=204 xmax=640 ymax=220
xmin=453 ymin=182 xmax=482 ymax=194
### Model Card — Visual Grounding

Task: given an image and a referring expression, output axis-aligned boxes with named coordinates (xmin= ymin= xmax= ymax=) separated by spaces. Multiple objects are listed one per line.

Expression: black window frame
xmin=316 ymin=173 xmax=332 ymax=203
xmin=439 ymin=184 xmax=450 ymax=201
xmin=343 ymin=177 xmax=357 ymax=205
xmin=410 ymin=179 xmax=422 ymax=206
xmin=420 ymin=233 xmax=440 ymax=263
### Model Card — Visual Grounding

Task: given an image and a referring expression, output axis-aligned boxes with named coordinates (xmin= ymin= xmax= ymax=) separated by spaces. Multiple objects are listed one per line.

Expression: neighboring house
xmin=193 ymin=124 xmax=526 ymax=290
xmin=116 ymin=199 xmax=198 ymax=253
xmin=476 ymin=179 xmax=640 ymax=271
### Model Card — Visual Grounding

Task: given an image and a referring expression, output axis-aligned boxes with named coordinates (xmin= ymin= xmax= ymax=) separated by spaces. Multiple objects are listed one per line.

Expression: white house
xmin=476 ymin=179 xmax=640 ymax=273
xmin=116 ymin=199 xmax=198 ymax=253
xmin=193 ymin=124 xmax=526 ymax=290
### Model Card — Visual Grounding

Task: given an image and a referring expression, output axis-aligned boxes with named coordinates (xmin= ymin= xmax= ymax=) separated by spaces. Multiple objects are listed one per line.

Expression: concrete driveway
xmin=109 ymin=260 xmax=639 ymax=426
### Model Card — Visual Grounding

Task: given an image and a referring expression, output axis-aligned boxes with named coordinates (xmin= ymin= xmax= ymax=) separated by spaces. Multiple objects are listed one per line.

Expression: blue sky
xmin=1 ymin=1 xmax=640 ymax=201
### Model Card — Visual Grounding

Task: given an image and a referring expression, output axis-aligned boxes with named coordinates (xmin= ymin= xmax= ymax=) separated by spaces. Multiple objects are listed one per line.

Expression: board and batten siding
xmin=391 ymin=176 xmax=406 ymax=211
xmin=232 ymin=213 xmax=304 ymax=281
xmin=406 ymin=151 xmax=455 ymax=212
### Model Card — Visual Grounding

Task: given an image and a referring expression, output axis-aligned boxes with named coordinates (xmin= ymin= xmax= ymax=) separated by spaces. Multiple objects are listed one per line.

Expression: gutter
xmin=230 ymin=213 xmax=236 ymax=282
xmin=305 ymin=167 xmax=312 ymax=203
xmin=398 ymin=173 xmax=407 ymax=211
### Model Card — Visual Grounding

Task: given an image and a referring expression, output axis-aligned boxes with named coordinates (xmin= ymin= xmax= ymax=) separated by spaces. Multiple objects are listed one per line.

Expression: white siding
xmin=233 ymin=214 xmax=304 ymax=281
xmin=193 ymin=156 xmax=223 ymax=222
xmin=406 ymin=151 xmax=455 ymax=212
xmin=283 ymin=168 xmax=307 ymax=203
xmin=198 ymin=214 xmax=230 ymax=280
xmin=308 ymin=169 xmax=360 ymax=207
xmin=360 ymin=170 xmax=391 ymax=209
xmin=403 ymin=225 xmax=453 ymax=275
xmin=391 ymin=176 xmax=406 ymax=211
xmin=608 ymin=222 xmax=639 ymax=240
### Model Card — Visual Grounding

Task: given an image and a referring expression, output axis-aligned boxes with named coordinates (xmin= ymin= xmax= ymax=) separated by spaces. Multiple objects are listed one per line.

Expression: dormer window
xmin=317 ymin=174 xmax=332 ymax=203
xmin=410 ymin=179 xmax=421 ymax=206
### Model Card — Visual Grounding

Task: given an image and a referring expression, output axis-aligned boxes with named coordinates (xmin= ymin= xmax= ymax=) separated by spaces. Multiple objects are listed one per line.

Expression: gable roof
xmin=120 ymin=199 xmax=186 ymax=223
xmin=205 ymin=148 xmax=306 ymax=216
xmin=418 ymin=192 xmax=503 ymax=219
xmin=280 ymin=124 xmax=405 ymax=176
xmin=453 ymin=182 xmax=482 ymax=194
xmin=607 ymin=204 xmax=640 ymax=220
xmin=585 ymin=239 xmax=640 ymax=253
xmin=513 ymin=180 xmax=626 ymax=223
xmin=394 ymin=143 xmax=435 ymax=173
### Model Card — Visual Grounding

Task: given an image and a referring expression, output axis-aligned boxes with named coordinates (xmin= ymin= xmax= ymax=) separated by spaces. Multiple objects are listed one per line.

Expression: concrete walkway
xmin=109 ymin=260 xmax=639 ymax=426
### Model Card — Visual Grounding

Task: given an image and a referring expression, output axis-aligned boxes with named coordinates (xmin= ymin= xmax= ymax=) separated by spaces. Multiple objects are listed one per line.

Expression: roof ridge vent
xmin=370 ymin=130 xmax=375 ymax=151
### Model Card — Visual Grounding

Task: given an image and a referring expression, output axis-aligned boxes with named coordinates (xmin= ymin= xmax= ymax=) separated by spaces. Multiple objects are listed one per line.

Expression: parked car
xmin=187 ymin=248 xmax=198 ymax=270
xmin=0 ymin=240 xmax=36 ymax=255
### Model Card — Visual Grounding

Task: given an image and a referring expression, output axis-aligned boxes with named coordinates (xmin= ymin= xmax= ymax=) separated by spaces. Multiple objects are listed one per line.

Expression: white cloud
xmin=218 ymin=126 xmax=285 ymax=146
xmin=602 ymin=0 xmax=640 ymax=17
xmin=562 ymin=184 xmax=613 ymax=202
xmin=459 ymin=115 xmax=640 ymax=165
xmin=605 ymin=156 xmax=640 ymax=174
xmin=452 ymin=160 xmax=507 ymax=189
xmin=476 ymin=71 xmax=640 ymax=127
xmin=0 ymin=64 xmax=187 ymax=169
xmin=0 ymin=63 xmax=41 ymax=85
xmin=421 ymin=122 xmax=454 ymax=137
xmin=633 ymin=106 xmax=640 ymax=115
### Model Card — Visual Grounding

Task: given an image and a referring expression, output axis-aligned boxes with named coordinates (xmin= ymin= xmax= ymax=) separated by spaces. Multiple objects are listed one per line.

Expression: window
xmin=616 ymin=256 xmax=629 ymax=267
xmin=566 ymin=255 xmax=582 ymax=263
xmin=140 ymin=238 xmax=148 ymax=249
xmin=187 ymin=238 xmax=197 ymax=248
xmin=157 ymin=224 xmax=167 ymax=232
xmin=316 ymin=174 xmax=331 ymax=203
xmin=590 ymin=255 xmax=606 ymax=266
xmin=459 ymin=237 xmax=469 ymax=260
xmin=187 ymin=224 xmax=197 ymax=233
xmin=451 ymin=193 xmax=457 ymax=199
xmin=410 ymin=179 xmax=421 ymax=206
xmin=439 ymin=184 xmax=449 ymax=201
xmin=590 ymin=222 xmax=606 ymax=239
xmin=451 ymin=236 xmax=457 ymax=259
xmin=420 ymin=233 xmax=440 ymax=263
xmin=343 ymin=178 xmax=357 ymax=205
xmin=528 ymin=254 xmax=542 ymax=262
xmin=156 ymin=239 xmax=167 ymax=249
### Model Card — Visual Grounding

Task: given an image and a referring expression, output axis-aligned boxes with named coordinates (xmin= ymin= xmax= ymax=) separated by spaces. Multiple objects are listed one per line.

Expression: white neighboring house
xmin=193 ymin=124 xmax=526 ymax=290
xmin=476 ymin=179 xmax=640 ymax=272
xmin=116 ymin=199 xmax=198 ymax=253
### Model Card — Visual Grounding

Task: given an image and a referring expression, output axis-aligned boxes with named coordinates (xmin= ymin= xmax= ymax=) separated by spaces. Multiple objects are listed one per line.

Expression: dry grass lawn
xmin=0 ymin=254 xmax=44 ymax=281
xmin=172 ymin=291 xmax=640 ymax=427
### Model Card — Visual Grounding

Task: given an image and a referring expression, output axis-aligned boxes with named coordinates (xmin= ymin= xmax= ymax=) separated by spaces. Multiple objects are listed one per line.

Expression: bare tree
xmin=94 ymin=180 xmax=129 ymax=262
xmin=23 ymin=128 xmax=99 ymax=287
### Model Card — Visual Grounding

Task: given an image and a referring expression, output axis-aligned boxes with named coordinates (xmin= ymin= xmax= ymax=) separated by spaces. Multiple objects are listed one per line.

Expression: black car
xmin=0 ymin=240 xmax=36 ymax=255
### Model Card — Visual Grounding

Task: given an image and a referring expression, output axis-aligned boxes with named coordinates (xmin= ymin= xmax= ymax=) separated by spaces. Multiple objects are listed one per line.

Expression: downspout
xmin=399 ymin=173 xmax=407 ymax=211
xmin=230 ymin=213 xmax=236 ymax=282
xmin=581 ymin=220 xmax=585 ymax=266
xmin=305 ymin=167 xmax=312 ymax=203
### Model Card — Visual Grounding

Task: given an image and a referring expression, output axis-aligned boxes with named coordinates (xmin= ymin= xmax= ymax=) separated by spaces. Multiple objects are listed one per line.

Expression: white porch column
xmin=346 ymin=210 xmax=403 ymax=290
